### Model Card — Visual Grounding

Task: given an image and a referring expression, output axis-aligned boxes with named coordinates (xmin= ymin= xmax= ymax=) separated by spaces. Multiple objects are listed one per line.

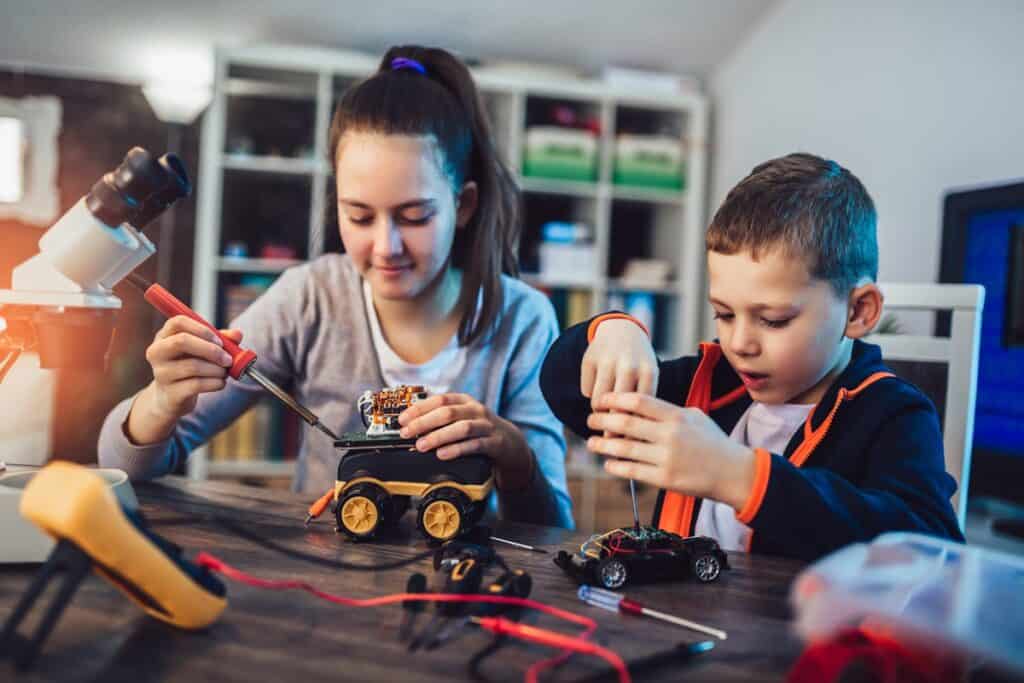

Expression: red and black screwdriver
xmin=126 ymin=273 xmax=338 ymax=441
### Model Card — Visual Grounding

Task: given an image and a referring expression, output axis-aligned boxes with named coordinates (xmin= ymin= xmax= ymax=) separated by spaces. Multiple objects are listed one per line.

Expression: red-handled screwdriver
xmin=127 ymin=273 xmax=338 ymax=441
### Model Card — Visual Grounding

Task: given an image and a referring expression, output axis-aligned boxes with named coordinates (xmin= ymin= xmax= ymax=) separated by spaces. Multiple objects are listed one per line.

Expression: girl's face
xmin=334 ymin=131 xmax=476 ymax=303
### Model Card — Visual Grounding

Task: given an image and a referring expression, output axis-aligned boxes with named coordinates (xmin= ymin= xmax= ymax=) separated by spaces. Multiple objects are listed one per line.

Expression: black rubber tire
xmin=416 ymin=487 xmax=471 ymax=542
xmin=597 ymin=557 xmax=629 ymax=590
xmin=692 ymin=553 xmax=722 ymax=583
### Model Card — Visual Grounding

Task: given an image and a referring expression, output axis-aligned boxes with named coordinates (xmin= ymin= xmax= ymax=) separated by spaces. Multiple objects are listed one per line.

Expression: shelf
xmin=218 ymin=257 xmax=305 ymax=273
xmin=610 ymin=185 xmax=685 ymax=206
xmin=207 ymin=460 xmax=296 ymax=477
xmin=521 ymin=273 xmax=600 ymax=290
xmin=519 ymin=176 xmax=683 ymax=206
xmin=606 ymin=279 xmax=681 ymax=296
xmin=222 ymin=154 xmax=326 ymax=176
xmin=519 ymin=176 xmax=600 ymax=199
xmin=225 ymin=77 xmax=318 ymax=100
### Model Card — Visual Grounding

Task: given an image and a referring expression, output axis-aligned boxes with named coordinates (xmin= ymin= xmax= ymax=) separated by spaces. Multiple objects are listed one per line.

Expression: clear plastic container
xmin=790 ymin=532 xmax=1024 ymax=674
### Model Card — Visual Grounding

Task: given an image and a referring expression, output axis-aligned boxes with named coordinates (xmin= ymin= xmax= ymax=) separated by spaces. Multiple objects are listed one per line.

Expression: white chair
xmin=870 ymin=283 xmax=986 ymax=529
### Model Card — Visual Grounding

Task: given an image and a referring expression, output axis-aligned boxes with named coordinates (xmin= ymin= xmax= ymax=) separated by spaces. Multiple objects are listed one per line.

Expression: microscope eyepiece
xmin=130 ymin=154 xmax=191 ymax=229
xmin=83 ymin=147 xmax=191 ymax=230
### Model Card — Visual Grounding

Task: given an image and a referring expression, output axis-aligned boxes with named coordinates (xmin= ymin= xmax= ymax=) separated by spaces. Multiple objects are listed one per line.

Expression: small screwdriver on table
xmin=578 ymin=585 xmax=728 ymax=640
xmin=127 ymin=273 xmax=338 ymax=441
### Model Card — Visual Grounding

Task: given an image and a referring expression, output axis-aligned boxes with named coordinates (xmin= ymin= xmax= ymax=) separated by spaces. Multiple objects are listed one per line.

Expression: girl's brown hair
xmin=328 ymin=45 xmax=520 ymax=346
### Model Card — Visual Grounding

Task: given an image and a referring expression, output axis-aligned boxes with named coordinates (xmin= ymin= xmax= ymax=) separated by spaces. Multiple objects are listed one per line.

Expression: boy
xmin=540 ymin=153 xmax=963 ymax=561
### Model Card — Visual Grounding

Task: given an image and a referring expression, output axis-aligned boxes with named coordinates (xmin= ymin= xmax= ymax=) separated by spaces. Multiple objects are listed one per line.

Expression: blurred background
xmin=1 ymin=0 xmax=1021 ymax=540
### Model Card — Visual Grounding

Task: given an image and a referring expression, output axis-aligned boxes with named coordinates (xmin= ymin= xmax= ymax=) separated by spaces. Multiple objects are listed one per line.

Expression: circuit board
xmin=333 ymin=431 xmax=417 ymax=451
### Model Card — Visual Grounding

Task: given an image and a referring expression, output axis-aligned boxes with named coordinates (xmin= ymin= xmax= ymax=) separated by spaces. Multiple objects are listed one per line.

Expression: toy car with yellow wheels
xmin=331 ymin=441 xmax=493 ymax=543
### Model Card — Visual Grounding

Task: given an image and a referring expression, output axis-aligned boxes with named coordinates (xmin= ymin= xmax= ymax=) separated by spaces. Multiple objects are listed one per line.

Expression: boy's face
xmin=707 ymin=247 xmax=851 ymax=406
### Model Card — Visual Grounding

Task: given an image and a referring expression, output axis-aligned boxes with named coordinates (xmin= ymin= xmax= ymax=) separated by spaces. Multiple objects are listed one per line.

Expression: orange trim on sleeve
xmin=743 ymin=372 xmax=895 ymax=552
xmin=735 ymin=448 xmax=772 ymax=524
xmin=586 ymin=313 xmax=649 ymax=344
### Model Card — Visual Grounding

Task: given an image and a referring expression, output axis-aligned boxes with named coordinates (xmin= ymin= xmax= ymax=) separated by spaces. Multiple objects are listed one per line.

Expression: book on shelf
xmin=208 ymin=398 xmax=301 ymax=464
xmin=535 ymin=287 xmax=592 ymax=331
xmin=222 ymin=274 xmax=276 ymax=327
xmin=565 ymin=290 xmax=592 ymax=328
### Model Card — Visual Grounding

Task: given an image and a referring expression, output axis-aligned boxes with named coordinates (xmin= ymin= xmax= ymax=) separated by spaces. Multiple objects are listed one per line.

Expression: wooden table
xmin=1 ymin=477 xmax=807 ymax=682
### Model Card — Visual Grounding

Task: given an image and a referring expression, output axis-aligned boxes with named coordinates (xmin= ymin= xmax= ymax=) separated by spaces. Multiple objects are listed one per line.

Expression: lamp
xmin=141 ymin=83 xmax=211 ymax=126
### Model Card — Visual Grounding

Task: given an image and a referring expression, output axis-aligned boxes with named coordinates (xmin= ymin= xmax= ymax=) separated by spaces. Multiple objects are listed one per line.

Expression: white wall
xmin=710 ymin=0 xmax=1024 ymax=289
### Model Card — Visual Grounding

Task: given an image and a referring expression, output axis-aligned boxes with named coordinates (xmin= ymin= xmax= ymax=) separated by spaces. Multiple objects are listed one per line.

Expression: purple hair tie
xmin=391 ymin=57 xmax=427 ymax=75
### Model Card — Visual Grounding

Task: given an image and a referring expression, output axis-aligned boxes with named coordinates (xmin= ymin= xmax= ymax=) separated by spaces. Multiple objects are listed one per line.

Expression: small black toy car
xmin=554 ymin=526 xmax=729 ymax=590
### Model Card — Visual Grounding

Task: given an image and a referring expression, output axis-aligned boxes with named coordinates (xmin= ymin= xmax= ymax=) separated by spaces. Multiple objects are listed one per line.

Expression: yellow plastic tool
xmin=0 ymin=462 xmax=226 ymax=670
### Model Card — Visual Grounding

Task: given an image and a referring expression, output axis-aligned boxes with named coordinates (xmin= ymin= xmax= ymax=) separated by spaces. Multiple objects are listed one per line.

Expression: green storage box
xmin=613 ymin=135 xmax=685 ymax=190
xmin=522 ymin=126 xmax=598 ymax=182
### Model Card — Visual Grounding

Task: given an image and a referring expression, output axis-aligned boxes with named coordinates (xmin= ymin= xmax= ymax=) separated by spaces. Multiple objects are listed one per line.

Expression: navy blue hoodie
xmin=540 ymin=317 xmax=964 ymax=562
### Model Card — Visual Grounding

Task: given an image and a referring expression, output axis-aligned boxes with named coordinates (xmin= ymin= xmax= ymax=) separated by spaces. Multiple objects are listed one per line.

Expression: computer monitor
xmin=941 ymin=180 xmax=1024 ymax=504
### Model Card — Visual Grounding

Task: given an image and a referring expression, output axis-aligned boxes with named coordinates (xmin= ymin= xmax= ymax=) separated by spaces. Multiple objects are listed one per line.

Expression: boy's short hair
xmin=706 ymin=153 xmax=878 ymax=296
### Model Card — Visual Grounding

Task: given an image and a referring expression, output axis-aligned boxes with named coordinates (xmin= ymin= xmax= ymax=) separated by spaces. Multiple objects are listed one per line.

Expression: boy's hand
xmin=581 ymin=319 xmax=658 ymax=410
xmin=585 ymin=392 xmax=757 ymax=510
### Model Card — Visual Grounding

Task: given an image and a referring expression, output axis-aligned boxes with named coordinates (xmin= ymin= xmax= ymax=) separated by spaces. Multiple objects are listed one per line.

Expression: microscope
xmin=0 ymin=147 xmax=190 ymax=382
xmin=0 ymin=148 xmax=189 ymax=563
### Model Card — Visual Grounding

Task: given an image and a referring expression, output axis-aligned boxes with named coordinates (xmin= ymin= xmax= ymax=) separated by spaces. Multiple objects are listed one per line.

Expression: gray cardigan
xmin=98 ymin=254 xmax=574 ymax=528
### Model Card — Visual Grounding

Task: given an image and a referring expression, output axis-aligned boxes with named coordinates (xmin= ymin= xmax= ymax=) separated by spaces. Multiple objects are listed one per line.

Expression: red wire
xmin=476 ymin=617 xmax=629 ymax=683
xmin=196 ymin=552 xmax=630 ymax=683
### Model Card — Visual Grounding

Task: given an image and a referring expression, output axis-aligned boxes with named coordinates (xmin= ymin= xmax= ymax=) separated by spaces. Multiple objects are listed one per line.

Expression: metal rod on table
xmin=490 ymin=536 xmax=547 ymax=554
xmin=629 ymin=479 xmax=641 ymax=532
xmin=639 ymin=606 xmax=729 ymax=641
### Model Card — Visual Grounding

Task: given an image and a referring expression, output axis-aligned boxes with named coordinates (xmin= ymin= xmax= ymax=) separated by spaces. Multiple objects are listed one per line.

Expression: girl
xmin=99 ymin=45 xmax=574 ymax=529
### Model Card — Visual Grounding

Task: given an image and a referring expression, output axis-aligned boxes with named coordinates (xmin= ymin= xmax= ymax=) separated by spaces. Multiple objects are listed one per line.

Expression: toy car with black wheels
xmin=554 ymin=527 xmax=729 ymax=590
xmin=331 ymin=439 xmax=493 ymax=543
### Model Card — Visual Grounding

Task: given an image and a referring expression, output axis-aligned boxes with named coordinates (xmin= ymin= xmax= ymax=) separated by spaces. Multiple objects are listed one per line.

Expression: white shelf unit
xmin=190 ymin=45 xmax=708 ymax=480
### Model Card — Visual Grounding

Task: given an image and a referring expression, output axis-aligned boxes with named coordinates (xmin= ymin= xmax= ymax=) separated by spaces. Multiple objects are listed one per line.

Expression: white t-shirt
xmin=362 ymin=279 xmax=469 ymax=394
xmin=694 ymin=401 xmax=815 ymax=552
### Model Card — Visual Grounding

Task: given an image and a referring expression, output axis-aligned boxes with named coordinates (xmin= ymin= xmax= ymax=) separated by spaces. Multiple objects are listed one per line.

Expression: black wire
xmin=212 ymin=515 xmax=438 ymax=571
xmin=150 ymin=507 xmax=436 ymax=572
xmin=468 ymin=635 xmax=508 ymax=681
xmin=147 ymin=498 xmax=509 ymax=574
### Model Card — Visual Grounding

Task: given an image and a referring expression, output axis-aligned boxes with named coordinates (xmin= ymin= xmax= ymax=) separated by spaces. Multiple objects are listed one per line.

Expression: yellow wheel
xmin=335 ymin=483 xmax=387 ymax=540
xmin=341 ymin=496 xmax=378 ymax=534
xmin=417 ymin=487 xmax=470 ymax=541
xmin=422 ymin=500 xmax=460 ymax=540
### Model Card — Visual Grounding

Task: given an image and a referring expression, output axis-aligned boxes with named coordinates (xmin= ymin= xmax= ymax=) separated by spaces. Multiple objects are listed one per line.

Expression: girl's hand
xmin=585 ymin=392 xmax=757 ymax=510
xmin=145 ymin=316 xmax=239 ymax=420
xmin=126 ymin=317 xmax=240 ymax=445
xmin=398 ymin=393 xmax=534 ymax=490
xmin=581 ymin=319 xmax=658 ymax=410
